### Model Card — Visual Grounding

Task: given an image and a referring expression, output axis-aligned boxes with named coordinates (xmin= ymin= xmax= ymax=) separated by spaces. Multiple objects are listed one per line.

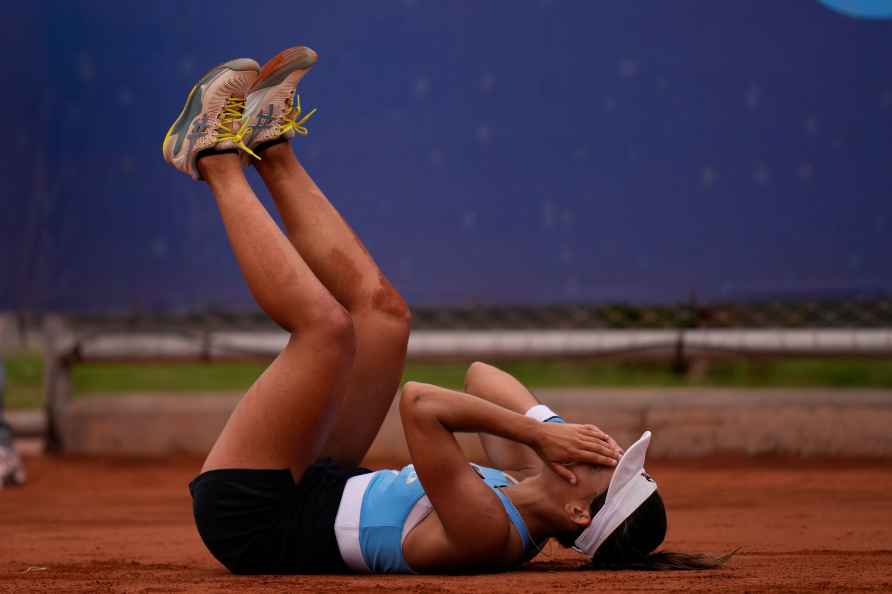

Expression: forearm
xmin=401 ymin=381 xmax=540 ymax=448
xmin=464 ymin=362 xmax=548 ymax=474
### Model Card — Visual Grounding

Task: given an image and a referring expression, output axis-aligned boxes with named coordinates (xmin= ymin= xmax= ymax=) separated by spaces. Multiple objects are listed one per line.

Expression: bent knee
xmin=302 ymin=303 xmax=356 ymax=355
xmin=354 ymin=308 xmax=411 ymax=354
xmin=369 ymin=277 xmax=412 ymax=325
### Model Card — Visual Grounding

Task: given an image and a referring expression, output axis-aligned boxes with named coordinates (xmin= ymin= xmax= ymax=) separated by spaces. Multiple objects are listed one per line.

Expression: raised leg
xmin=198 ymin=153 xmax=354 ymax=479
xmin=255 ymin=142 xmax=411 ymax=467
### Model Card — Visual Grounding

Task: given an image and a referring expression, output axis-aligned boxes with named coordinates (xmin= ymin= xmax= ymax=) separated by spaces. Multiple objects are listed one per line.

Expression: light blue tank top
xmin=357 ymin=463 xmax=536 ymax=573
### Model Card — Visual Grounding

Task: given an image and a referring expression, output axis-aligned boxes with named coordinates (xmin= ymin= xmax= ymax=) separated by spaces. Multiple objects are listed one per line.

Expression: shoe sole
xmin=162 ymin=58 xmax=261 ymax=158
xmin=251 ymin=46 xmax=317 ymax=92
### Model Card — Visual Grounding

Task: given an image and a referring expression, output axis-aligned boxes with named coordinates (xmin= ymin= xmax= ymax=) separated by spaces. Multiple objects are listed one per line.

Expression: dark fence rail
xmin=4 ymin=297 xmax=892 ymax=337
xmin=411 ymin=299 xmax=892 ymax=330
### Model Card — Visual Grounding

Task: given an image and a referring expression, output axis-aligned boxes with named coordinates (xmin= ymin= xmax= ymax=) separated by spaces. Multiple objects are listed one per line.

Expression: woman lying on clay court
xmin=163 ymin=45 xmax=728 ymax=575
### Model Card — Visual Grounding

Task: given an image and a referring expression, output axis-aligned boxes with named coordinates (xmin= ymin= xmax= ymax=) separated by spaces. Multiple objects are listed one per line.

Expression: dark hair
xmin=556 ymin=490 xmax=735 ymax=570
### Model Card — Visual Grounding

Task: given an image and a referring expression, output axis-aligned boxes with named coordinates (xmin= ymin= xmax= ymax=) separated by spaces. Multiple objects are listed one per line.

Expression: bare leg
xmin=255 ymin=142 xmax=411 ymax=467
xmin=198 ymin=153 xmax=355 ymax=479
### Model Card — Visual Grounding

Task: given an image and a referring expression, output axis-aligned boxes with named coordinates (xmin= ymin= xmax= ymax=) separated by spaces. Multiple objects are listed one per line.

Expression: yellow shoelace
xmin=279 ymin=94 xmax=318 ymax=136
xmin=215 ymin=96 xmax=260 ymax=160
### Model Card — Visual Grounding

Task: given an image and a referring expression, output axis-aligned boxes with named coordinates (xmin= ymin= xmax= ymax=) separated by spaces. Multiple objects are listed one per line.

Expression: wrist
xmin=523 ymin=415 xmax=546 ymax=449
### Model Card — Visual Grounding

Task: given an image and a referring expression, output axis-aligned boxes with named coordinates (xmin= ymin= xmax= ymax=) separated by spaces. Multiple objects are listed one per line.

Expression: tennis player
xmin=163 ymin=46 xmax=727 ymax=575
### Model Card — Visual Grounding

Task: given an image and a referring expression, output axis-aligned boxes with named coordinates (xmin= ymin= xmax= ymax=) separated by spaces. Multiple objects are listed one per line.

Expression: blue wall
xmin=3 ymin=1 xmax=891 ymax=310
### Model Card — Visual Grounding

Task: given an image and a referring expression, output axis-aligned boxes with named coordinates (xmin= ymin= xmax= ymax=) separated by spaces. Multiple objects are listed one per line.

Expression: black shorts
xmin=189 ymin=458 xmax=371 ymax=574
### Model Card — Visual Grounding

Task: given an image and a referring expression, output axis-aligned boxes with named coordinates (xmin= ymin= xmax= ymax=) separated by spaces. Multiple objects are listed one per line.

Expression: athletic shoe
xmin=243 ymin=46 xmax=318 ymax=156
xmin=162 ymin=58 xmax=261 ymax=179
xmin=0 ymin=443 xmax=25 ymax=488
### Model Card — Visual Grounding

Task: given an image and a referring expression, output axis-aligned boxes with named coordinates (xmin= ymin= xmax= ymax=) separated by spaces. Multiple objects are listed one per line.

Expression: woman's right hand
xmin=531 ymin=422 xmax=622 ymax=484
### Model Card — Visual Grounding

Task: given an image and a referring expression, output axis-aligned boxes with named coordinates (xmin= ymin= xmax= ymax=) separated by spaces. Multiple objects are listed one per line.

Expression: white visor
xmin=573 ymin=431 xmax=658 ymax=556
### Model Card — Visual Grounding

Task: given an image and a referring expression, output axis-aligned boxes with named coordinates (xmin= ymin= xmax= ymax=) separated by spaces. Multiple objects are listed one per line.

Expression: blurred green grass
xmin=3 ymin=352 xmax=892 ymax=409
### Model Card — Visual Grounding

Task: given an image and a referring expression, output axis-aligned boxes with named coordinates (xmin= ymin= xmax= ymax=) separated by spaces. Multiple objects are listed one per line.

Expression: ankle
xmin=197 ymin=151 xmax=242 ymax=181
xmin=255 ymin=140 xmax=298 ymax=174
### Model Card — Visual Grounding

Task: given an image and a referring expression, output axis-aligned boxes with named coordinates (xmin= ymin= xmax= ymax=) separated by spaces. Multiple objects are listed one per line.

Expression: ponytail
xmin=588 ymin=549 xmax=736 ymax=571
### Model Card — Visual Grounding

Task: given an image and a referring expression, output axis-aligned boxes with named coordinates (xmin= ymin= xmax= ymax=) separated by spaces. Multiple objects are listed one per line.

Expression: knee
xmin=302 ymin=303 xmax=356 ymax=358
xmin=369 ymin=277 xmax=412 ymax=327
xmin=384 ymin=307 xmax=411 ymax=347
xmin=355 ymin=307 xmax=411 ymax=355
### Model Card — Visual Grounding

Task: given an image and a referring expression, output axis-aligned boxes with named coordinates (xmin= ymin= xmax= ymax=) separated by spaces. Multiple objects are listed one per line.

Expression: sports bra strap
xmin=493 ymin=489 xmax=533 ymax=552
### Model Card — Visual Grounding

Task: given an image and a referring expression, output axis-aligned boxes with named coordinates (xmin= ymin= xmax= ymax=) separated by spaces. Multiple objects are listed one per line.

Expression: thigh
xmin=318 ymin=313 xmax=409 ymax=467
xmin=202 ymin=332 xmax=353 ymax=479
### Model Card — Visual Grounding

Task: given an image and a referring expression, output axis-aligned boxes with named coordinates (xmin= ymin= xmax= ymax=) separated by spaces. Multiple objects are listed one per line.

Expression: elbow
xmin=464 ymin=360 xmax=492 ymax=391
xmin=401 ymin=380 xmax=423 ymax=405
xmin=400 ymin=381 xmax=433 ymax=417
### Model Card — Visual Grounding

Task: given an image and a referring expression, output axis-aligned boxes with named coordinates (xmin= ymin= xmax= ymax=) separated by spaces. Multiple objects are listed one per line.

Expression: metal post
xmin=0 ymin=358 xmax=12 ymax=446
xmin=43 ymin=314 xmax=73 ymax=452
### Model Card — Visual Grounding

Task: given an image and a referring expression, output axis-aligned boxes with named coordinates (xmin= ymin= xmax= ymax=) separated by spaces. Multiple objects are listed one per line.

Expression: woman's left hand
xmin=531 ymin=422 xmax=621 ymax=484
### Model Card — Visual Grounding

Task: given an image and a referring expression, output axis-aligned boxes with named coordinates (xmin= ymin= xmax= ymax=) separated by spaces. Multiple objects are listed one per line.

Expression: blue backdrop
xmin=3 ymin=1 xmax=891 ymax=310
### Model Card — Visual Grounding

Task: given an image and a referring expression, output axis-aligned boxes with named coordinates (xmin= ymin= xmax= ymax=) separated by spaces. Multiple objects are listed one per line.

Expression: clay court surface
xmin=2 ymin=455 xmax=891 ymax=593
